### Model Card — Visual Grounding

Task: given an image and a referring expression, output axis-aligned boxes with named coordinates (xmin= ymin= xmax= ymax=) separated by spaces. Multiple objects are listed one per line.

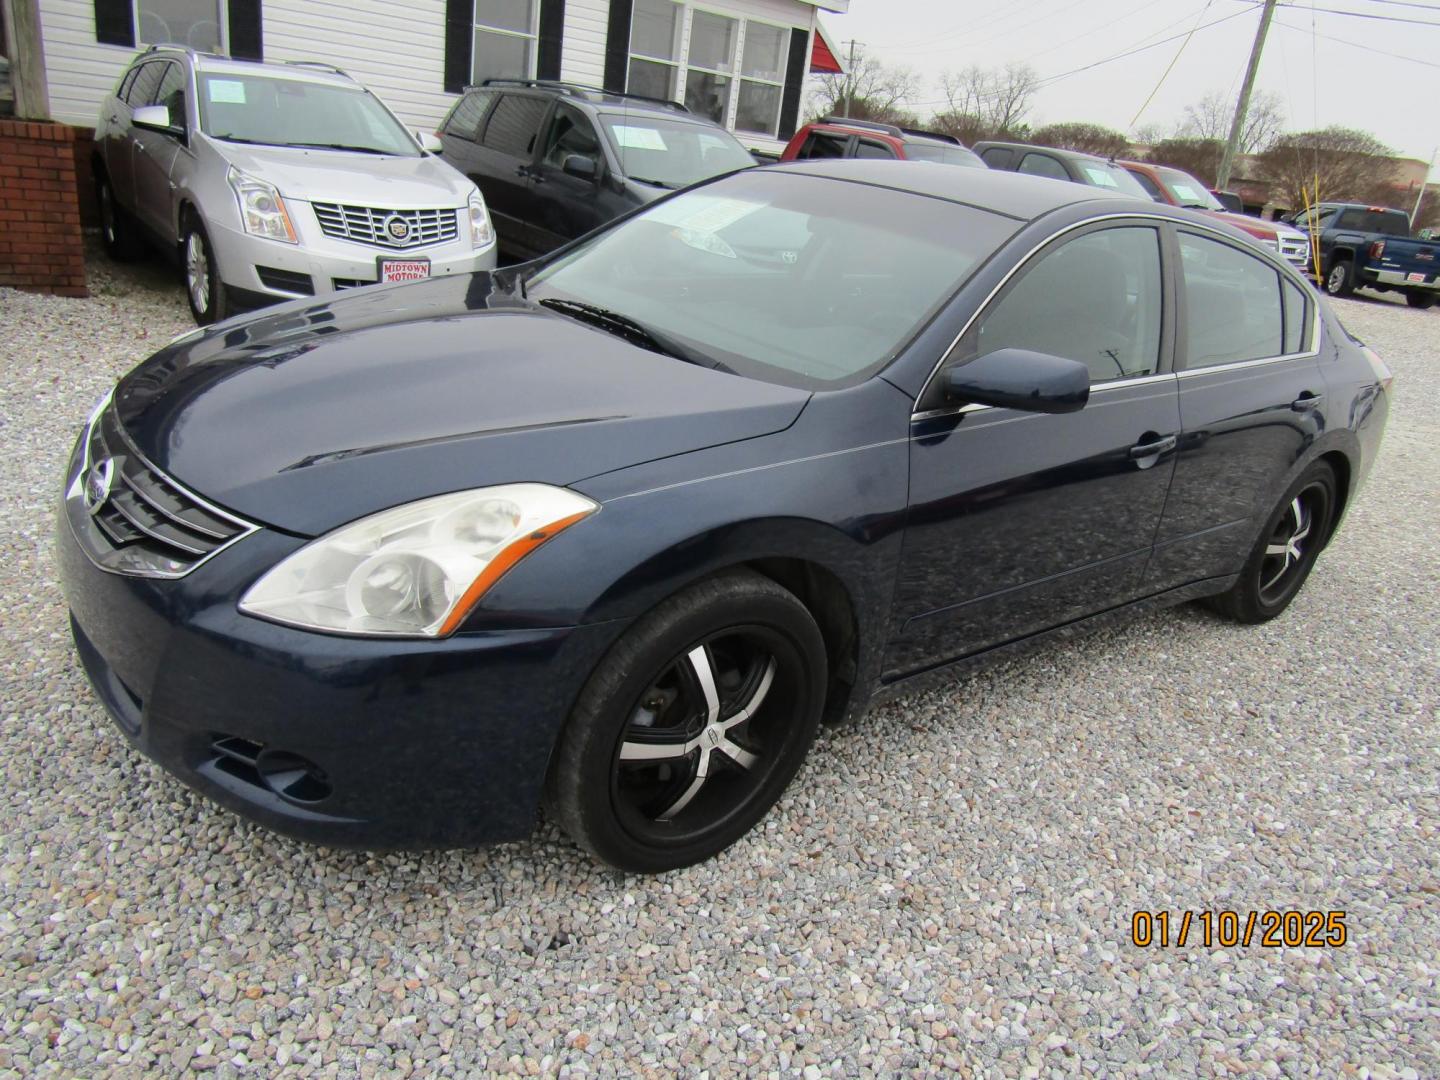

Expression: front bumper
xmin=55 ymin=445 xmax=626 ymax=849
xmin=208 ymin=214 xmax=498 ymax=305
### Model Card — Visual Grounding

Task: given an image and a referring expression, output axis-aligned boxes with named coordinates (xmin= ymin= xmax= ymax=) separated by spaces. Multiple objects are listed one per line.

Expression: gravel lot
xmin=1 ymin=257 xmax=1436 ymax=1078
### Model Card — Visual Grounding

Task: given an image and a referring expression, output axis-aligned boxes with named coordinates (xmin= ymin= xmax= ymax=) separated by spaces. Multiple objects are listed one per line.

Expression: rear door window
xmin=1018 ymin=153 xmax=1069 ymax=182
xmin=1281 ymin=277 xmax=1310 ymax=355
xmin=854 ymin=139 xmax=897 ymax=160
xmin=1179 ymin=232 xmax=1284 ymax=367
xmin=481 ymin=93 xmax=549 ymax=158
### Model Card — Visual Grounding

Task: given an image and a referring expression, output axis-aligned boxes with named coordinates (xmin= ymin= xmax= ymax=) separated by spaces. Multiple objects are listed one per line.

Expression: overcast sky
xmin=817 ymin=0 xmax=1438 ymax=174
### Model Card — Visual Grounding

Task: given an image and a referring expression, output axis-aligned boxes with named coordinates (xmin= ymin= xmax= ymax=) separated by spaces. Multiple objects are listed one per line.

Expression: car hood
xmin=113 ymin=276 xmax=809 ymax=536
xmin=1204 ymin=208 xmax=1277 ymax=240
xmin=211 ymin=138 xmax=471 ymax=206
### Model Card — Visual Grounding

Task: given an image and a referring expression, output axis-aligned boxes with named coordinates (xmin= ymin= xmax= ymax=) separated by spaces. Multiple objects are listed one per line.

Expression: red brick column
xmin=0 ymin=120 xmax=90 ymax=298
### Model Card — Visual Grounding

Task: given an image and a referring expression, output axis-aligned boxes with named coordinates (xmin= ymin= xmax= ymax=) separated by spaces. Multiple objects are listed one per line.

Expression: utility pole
xmin=841 ymin=40 xmax=862 ymax=118
xmin=1216 ymin=0 xmax=1277 ymax=192
xmin=1411 ymin=147 xmax=1437 ymax=231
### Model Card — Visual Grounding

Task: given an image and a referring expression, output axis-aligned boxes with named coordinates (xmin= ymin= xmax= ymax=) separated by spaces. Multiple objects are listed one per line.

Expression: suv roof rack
xmin=469 ymin=78 xmax=690 ymax=113
xmin=281 ymin=59 xmax=352 ymax=78
xmin=141 ymin=43 xmax=225 ymax=61
xmin=820 ymin=116 xmax=963 ymax=146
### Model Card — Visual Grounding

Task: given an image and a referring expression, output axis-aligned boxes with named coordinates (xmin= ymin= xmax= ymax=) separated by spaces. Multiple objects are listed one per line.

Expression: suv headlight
xmin=468 ymin=188 xmax=495 ymax=249
xmin=240 ymin=484 xmax=597 ymax=637
xmin=228 ymin=166 xmax=297 ymax=243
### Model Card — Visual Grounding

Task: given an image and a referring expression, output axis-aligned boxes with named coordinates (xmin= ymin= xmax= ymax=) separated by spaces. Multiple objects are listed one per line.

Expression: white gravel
xmin=1 ymin=257 xmax=1437 ymax=1078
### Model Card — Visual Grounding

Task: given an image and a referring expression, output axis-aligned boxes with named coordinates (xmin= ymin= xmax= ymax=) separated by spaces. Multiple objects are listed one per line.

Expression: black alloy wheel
xmin=1205 ymin=461 xmax=1337 ymax=623
xmin=547 ymin=571 xmax=827 ymax=873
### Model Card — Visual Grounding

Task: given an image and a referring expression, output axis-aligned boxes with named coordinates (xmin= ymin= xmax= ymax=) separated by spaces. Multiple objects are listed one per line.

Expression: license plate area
xmin=1406 ymin=271 xmax=1427 ymax=283
xmin=378 ymin=257 xmax=431 ymax=283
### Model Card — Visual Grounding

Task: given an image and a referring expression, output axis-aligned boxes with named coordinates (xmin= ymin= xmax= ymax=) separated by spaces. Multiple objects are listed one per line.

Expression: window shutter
xmin=778 ymin=28 xmax=809 ymax=142
xmin=94 ymin=0 xmax=136 ymax=47
xmin=228 ymin=0 xmax=263 ymax=60
xmin=443 ymin=0 xmax=473 ymax=93
xmin=603 ymin=0 xmax=633 ymax=93
xmin=537 ymin=0 xmax=566 ymax=81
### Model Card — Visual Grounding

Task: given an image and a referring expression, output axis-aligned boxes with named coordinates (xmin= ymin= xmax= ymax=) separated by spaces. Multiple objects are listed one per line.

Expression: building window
xmin=628 ymin=0 xmax=682 ymax=99
xmin=683 ymin=10 xmax=737 ymax=125
xmin=734 ymin=20 xmax=787 ymax=136
xmin=473 ymin=0 xmax=538 ymax=84
xmin=137 ymin=0 xmax=224 ymax=53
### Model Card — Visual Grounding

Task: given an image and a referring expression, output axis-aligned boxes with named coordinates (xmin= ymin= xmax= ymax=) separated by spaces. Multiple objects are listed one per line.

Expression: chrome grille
xmin=310 ymin=202 xmax=460 ymax=249
xmin=70 ymin=402 xmax=255 ymax=578
xmin=1278 ymin=235 xmax=1310 ymax=266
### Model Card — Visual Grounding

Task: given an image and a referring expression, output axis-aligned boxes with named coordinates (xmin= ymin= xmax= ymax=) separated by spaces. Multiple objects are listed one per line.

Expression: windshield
xmin=526 ymin=169 xmax=1017 ymax=389
xmin=599 ymin=114 xmax=756 ymax=189
xmin=197 ymin=73 xmax=420 ymax=156
xmin=1158 ymin=167 xmax=1224 ymax=210
xmin=1077 ymin=160 xmax=1152 ymax=198
xmin=905 ymin=142 xmax=985 ymax=167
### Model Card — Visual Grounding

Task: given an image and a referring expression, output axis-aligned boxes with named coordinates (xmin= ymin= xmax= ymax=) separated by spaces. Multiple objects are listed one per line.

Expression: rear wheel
xmin=1406 ymin=291 xmax=1436 ymax=310
xmin=1324 ymin=258 xmax=1355 ymax=297
xmin=181 ymin=215 xmax=229 ymax=325
xmin=96 ymin=169 xmax=143 ymax=262
xmin=546 ymin=570 xmax=827 ymax=873
xmin=1204 ymin=461 xmax=1337 ymax=624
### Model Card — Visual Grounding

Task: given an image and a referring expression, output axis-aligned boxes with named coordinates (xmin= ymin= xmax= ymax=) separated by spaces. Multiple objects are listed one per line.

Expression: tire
xmin=1324 ymin=258 xmax=1355 ymax=297
xmin=180 ymin=215 xmax=229 ymax=325
xmin=546 ymin=570 xmax=828 ymax=873
xmin=1204 ymin=461 xmax=1337 ymax=624
xmin=1406 ymin=292 xmax=1436 ymax=310
xmin=96 ymin=169 xmax=143 ymax=262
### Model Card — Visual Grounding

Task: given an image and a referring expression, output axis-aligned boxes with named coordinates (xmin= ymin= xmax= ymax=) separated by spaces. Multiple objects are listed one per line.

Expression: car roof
xmin=162 ymin=50 xmax=357 ymax=88
xmin=975 ymin=141 xmax=1118 ymax=165
xmin=780 ymin=159 xmax=1139 ymax=221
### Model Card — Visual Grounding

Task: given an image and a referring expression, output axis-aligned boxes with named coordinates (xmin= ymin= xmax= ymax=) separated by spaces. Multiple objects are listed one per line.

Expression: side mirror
xmin=416 ymin=130 xmax=443 ymax=153
xmin=945 ymin=348 xmax=1090 ymax=414
xmin=132 ymin=104 xmax=179 ymax=135
xmin=562 ymin=153 xmax=598 ymax=181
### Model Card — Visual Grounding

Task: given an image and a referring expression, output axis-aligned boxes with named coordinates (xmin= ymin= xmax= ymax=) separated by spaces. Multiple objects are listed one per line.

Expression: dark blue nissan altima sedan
xmin=58 ymin=161 xmax=1391 ymax=872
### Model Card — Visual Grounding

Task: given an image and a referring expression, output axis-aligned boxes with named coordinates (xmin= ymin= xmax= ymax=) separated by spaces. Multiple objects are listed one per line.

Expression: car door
xmin=131 ymin=61 xmax=188 ymax=242
xmin=853 ymin=137 xmax=897 ymax=160
xmin=528 ymin=102 xmax=608 ymax=253
xmin=1143 ymin=227 xmax=1326 ymax=590
xmin=472 ymin=91 xmax=553 ymax=257
xmin=106 ymin=60 xmax=167 ymax=212
xmin=886 ymin=221 xmax=1181 ymax=677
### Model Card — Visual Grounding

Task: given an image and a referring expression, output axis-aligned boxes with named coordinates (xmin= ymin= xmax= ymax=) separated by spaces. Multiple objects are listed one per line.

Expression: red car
xmin=1121 ymin=160 xmax=1311 ymax=270
xmin=781 ymin=117 xmax=984 ymax=168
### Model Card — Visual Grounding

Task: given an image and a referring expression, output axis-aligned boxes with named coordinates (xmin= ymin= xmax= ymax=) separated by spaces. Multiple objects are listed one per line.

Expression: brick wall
xmin=0 ymin=120 xmax=89 ymax=298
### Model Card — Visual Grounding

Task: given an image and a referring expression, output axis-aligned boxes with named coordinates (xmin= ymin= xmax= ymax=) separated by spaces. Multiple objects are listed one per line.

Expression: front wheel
xmin=1204 ymin=461 xmax=1337 ymax=624
xmin=1325 ymin=259 xmax=1355 ymax=297
xmin=180 ymin=216 xmax=229 ymax=325
xmin=1406 ymin=291 xmax=1436 ymax=310
xmin=546 ymin=570 xmax=828 ymax=873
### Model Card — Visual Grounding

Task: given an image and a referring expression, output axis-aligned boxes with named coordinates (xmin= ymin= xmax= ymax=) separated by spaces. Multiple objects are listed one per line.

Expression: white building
xmin=35 ymin=0 xmax=849 ymax=153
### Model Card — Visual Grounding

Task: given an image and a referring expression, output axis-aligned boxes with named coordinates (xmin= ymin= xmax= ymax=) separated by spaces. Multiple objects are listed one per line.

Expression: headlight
xmin=239 ymin=484 xmax=597 ymax=637
xmin=228 ymin=166 xmax=297 ymax=243
xmin=468 ymin=189 xmax=495 ymax=249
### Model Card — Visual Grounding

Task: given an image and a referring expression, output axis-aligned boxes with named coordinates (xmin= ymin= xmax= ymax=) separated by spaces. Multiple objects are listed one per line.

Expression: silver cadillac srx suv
xmin=94 ymin=46 xmax=498 ymax=324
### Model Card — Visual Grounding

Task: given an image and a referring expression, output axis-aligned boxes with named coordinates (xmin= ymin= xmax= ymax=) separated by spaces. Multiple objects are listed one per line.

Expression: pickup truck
xmin=1288 ymin=202 xmax=1437 ymax=309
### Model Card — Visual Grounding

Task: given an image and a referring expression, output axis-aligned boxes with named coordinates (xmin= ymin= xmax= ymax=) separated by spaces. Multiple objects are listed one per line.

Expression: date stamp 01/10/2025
xmin=1130 ymin=910 xmax=1348 ymax=949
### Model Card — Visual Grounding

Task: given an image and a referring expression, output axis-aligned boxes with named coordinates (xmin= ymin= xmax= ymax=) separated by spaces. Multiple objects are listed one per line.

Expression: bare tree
xmin=1030 ymin=122 xmax=1130 ymax=158
xmin=932 ymin=62 xmax=1039 ymax=142
xmin=1130 ymin=121 xmax=1174 ymax=148
xmin=1257 ymin=127 xmax=1396 ymax=210
xmin=1145 ymin=138 xmax=1226 ymax=187
xmin=809 ymin=56 xmax=921 ymax=126
xmin=1179 ymin=89 xmax=1284 ymax=155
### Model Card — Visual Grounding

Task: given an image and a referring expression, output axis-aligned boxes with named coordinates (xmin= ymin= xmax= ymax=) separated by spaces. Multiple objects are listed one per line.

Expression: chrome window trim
xmin=912 ymin=211 xmax=1321 ymax=418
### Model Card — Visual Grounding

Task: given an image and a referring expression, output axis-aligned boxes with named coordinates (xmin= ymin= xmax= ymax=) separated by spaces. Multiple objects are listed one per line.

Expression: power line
xmin=1130 ymin=1 xmax=1216 ymax=127
xmin=1231 ymin=0 xmax=1440 ymax=26
xmin=1273 ymin=16 xmax=1440 ymax=67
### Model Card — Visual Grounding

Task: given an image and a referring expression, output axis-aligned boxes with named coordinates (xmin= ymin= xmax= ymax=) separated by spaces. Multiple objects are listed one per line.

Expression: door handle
xmin=1291 ymin=392 xmax=1324 ymax=412
xmin=136 ymin=142 xmax=147 ymax=154
xmin=1128 ymin=433 xmax=1177 ymax=459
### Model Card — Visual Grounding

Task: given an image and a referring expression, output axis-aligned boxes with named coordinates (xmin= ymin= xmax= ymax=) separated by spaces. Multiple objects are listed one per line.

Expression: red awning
xmin=811 ymin=33 xmax=843 ymax=74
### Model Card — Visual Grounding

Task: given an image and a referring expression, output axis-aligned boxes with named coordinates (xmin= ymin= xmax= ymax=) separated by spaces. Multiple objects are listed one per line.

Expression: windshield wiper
xmin=538 ymin=298 xmax=731 ymax=373
xmin=284 ymin=142 xmax=392 ymax=155
xmin=212 ymin=134 xmax=272 ymax=145
xmin=629 ymin=176 xmax=680 ymax=189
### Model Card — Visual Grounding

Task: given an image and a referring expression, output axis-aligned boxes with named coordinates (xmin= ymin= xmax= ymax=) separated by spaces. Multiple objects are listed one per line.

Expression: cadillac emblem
xmin=85 ymin=457 xmax=115 ymax=515
xmin=384 ymin=215 xmax=411 ymax=243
